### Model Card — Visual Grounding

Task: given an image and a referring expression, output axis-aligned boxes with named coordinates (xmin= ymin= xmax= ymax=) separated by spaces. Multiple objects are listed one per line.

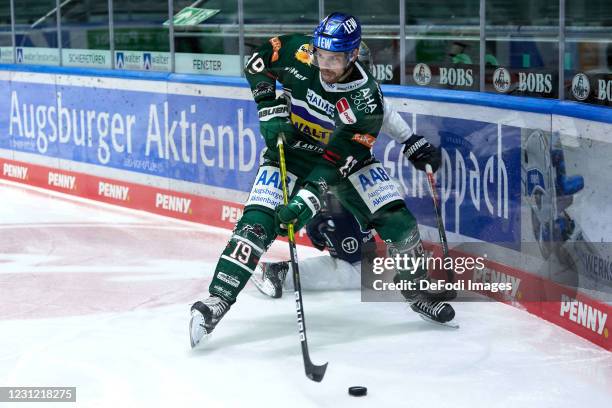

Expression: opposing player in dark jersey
xmin=251 ymin=191 xmax=373 ymax=297
xmin=190 ymin=13 xmax=455 ymax=348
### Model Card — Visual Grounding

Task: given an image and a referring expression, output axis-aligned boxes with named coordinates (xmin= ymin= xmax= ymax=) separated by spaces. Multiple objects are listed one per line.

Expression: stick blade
xmin=306 ymin=361 xmax=328 ymax=382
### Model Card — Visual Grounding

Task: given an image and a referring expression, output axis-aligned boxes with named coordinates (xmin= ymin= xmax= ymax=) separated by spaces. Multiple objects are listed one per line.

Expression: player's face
xmin=315 ymin=48 xmax=352 ymax=84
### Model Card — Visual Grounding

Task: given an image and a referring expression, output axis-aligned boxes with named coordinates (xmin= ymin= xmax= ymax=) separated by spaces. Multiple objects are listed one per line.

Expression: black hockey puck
xmin=348 ymin=386 xmax=367 ymax=397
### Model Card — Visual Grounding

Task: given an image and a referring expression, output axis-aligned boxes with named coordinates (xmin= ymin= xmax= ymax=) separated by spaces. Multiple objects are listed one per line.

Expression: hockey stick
xmin=277 ymin=135 xmax=328 ymax=383
xmin=425 ymin=164 xmax=455 ymax=286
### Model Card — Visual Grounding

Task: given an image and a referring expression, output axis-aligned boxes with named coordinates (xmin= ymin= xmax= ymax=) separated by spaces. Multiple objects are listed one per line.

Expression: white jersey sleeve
xmin=381 ymin=99 xmax=413 ymax=144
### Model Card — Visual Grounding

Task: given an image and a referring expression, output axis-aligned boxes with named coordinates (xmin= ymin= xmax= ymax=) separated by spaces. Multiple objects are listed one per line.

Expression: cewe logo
xmin=98 ymin=181 xmax=129 ymax=201
xmin=221 ymin=205 xmax=243 ymax=223
xmin=3 ymin=163 xmax=28 ymax=180
xmin=155 ymin=193 xmax=192 ymax=214
xmin=48 ymin=172 xmax=76 ymax=190
xmin=472 ymin=266 xmax=521 ymax=299
xmin=560 ymin=294 xmax=608 ymax=337
xmin=336 ymin=97 xmax=356 ymax=124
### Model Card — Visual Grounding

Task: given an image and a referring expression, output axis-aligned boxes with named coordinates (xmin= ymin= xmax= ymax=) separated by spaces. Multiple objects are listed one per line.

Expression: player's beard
xmin=320 ymin=68 xmax=342 ymax=84
xmin=320 ymin=66 xmax=355 ymax=85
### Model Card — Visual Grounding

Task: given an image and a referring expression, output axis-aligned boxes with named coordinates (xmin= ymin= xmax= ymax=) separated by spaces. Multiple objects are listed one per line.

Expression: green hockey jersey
xmin=245 ymin=33 xmax=385 ymax=187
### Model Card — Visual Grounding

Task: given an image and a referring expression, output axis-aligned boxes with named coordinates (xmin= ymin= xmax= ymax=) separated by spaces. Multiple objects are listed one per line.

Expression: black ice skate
xmin=394 ymin=274 xmax=458 ymax=329
xmin=251 ymin=261 xmax=289 ymax=299
xmin=189 ymin=296 xmax=231 ymax=348
xmin=410 ymin=300 xmax=458 ymax=329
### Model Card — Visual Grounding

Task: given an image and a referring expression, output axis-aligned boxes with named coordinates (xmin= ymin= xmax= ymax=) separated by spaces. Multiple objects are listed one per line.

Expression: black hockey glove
xmin=306 ymin=213 xmax=335 ymax=251
xmin=402 ymin=134 xmax=441 ymax=172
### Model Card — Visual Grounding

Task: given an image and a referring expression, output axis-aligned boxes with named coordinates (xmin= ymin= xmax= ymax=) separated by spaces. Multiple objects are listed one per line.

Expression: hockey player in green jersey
xmin=190 ymin=13 xmax=455 ymax=348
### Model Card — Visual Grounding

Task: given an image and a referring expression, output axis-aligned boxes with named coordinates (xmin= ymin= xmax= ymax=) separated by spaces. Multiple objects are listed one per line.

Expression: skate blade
xmin=189 ymin=310 xmax=212 ymax=348
xmin=418 ymin=314 xmax=460 ymax=329
xmin=250 ymin=275 xmax=281 ymax=299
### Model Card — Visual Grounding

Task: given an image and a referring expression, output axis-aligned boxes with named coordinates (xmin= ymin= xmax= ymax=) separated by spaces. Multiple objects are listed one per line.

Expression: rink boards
xmin=0 ymin=65 xmax=610 ymax=351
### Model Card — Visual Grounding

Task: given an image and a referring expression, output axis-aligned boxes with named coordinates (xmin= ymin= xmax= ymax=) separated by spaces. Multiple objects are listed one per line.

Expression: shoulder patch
xmin=352 ymin=133 xmax=376 ymax=148
xmin=295 ymin=44 xmax=313 ymax=65
xmin=269 ymin=37 xmax=282 ymax=62
xmin=336 ymin=97 xmax=357 ymax=124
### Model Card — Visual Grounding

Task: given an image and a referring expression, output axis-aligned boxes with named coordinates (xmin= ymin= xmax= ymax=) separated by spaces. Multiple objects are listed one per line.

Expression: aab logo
xmin=255 ymin=168 xmax=291 ymax=190
xmin=571 ymin=73 xmax=590 ymax=101
xmin=413 ymin=63 xmax=431 ymax=86
xmin=143 ymin=53 xmax=152 ymax=70
xmin=493 ymin=68 xmax=511 ymax=93
xmin=116 ymin=52 xmax=125 ymax=68
xmin=357 ymin=166 xmax=390 ymax=191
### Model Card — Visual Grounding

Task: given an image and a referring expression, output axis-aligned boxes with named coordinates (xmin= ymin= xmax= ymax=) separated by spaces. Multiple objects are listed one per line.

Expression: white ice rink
xmin=0 ymin=179 xmax=611 ymax=408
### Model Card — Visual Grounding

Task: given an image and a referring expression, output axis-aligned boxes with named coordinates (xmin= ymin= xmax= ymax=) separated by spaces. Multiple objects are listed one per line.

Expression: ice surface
xmin=0 ymin=180 xmax=610 ymax=408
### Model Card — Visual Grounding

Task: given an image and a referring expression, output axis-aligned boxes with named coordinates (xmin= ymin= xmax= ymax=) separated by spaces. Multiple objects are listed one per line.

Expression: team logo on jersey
xmin=571 ymin=73 xmax=590 ymax=101
xmin=336 ymin=97 xmax=357 ymax=124
xmin=341 ymin=237 xmax=359 ymax=254
xmin=269 ymin=37 xmax=282 ymax=62
xmin=295 ymin=44 xmax=313 ymax=65
xmin=252 ymin=81 xmax=274 ymax=98
xmin=413 ymin=63 xmax=432 ymax=86
xmin=493 ymin=68 xmax=511 ymax=93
